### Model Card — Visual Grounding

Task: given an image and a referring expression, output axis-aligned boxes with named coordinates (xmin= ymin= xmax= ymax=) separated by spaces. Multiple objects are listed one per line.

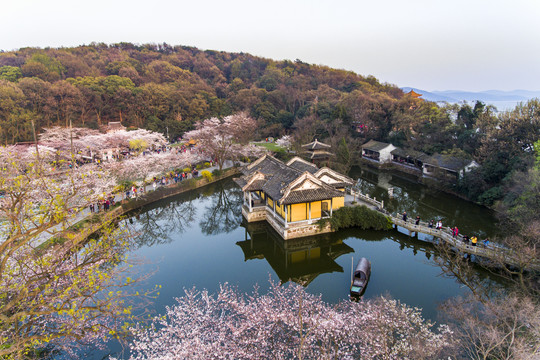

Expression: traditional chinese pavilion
xmin=234 ymin=155 xmax=353 ymax=240
xmin=302 ymin=139 xmax=333 ymax=166
xmin=406 ymin=89 xmax=423 ymax=99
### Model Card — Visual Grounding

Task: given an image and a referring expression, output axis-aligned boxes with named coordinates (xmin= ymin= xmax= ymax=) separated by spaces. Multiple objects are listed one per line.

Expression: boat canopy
xmin=353 ymin=258 xmax=371 ymax=281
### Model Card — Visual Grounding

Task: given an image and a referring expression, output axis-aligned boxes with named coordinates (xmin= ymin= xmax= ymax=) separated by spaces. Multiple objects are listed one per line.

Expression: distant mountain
xmin=401 ymin=88 xmax=456 ymax=102
xmin=401 ymin=87 xmax=540 ymax=111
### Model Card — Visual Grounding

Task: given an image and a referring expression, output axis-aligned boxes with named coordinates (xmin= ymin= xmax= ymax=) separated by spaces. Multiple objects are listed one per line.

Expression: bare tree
xmin=441 ymin=294 xmax=540 ymax=360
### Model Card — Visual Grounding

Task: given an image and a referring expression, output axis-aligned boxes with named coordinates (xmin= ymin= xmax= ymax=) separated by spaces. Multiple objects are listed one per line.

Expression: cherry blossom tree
xmin=104 ymin=150 xmax=203 ymax=184
xmin=39 ymin=126 xmax=166 ymax=157
xmin=122 ymin=281 xmax=453 ymax=360
xmin=38 ymin=126 xmax=100 ymax=151
xmin=0 ymin=147 xmax=143 ymax=357
xmin=276 ymin=134 xmax=292 ymax=149
xmin=183 ymin=112 xmax=260 ymax=170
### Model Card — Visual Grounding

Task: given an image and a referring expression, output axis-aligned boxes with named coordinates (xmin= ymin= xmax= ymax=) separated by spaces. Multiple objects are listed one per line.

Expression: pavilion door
xmin=322 ymin=202 xmax=329 ymax=217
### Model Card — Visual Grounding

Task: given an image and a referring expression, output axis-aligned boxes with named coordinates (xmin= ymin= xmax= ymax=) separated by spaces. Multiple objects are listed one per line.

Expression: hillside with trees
xmin=1 ymin=43 xmax=539 ymax=359
xmin=0 ymin=42 xmax=403 ymax=143
xmin=1 ymin=43 xmax=539 ymax=208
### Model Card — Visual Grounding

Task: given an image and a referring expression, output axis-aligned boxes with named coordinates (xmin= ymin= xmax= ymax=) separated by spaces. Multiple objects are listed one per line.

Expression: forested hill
xmin=0 ymin=42 xmax=409 ymax=143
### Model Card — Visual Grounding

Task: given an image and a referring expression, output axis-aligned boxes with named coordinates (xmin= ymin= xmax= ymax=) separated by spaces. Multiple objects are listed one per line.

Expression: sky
xmin=2 ymin=0 xmax=539 ymax=92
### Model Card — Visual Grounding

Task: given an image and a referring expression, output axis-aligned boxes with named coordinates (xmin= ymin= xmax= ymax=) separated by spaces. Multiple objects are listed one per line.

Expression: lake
xmin=102 ymin=167 xmax=502 ymax=358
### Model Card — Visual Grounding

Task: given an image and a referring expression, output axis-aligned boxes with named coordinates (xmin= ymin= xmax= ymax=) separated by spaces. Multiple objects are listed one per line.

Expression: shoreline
xmin=41 ymin=167 xmax=240 ymax=250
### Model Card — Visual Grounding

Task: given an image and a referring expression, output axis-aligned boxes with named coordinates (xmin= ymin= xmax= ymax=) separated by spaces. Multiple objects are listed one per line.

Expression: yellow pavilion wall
xmin=332 ymin=196 xmax=344 ymax=209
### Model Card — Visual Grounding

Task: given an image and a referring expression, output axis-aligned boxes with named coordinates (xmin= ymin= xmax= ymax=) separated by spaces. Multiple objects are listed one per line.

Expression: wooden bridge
xmin=347 ymin=189 xmax=540 ymax=272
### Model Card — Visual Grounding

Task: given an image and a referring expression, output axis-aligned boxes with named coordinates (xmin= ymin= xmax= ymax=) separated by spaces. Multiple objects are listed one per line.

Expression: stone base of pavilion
xmin=242 ymin=205 xmax=333 ymax=240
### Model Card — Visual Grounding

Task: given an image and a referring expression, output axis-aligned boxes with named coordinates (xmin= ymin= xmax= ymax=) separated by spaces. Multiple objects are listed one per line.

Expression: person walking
xmin=402 ymin=211 xmax=407 ymax=222
xmin=415 ymin=216 xmax=420 ymax=225
xmin=471 ymin=236 xmax=478 ymax=247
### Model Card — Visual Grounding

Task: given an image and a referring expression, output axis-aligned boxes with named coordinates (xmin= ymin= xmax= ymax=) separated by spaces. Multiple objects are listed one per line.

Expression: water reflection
xmin=237 ymin=221 xmax=353 ymax=286
xmin=129 ymin=194 xmax=197 ymax=248
xmin=349 ymin=166 xmax=500 ymax=238
xmin=199 ymin=182 xmax=243 ymax=235
xmin=125 ymin=173 xmax=502 ymax=291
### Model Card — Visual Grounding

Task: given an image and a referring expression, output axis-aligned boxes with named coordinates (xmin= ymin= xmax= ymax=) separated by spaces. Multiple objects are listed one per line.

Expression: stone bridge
xmin=347 ymin=189 xmax=540 ymax=272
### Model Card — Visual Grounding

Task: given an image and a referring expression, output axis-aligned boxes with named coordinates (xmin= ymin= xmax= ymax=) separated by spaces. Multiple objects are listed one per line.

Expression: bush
xmin=183 ymin=167 xmax=191 ymax=173
xmin=204 ymin=162 xmax=210 ymax=168
xmin=201 ymin=170 xmax=213 ymax=182
xmin=89 ymin=214 xmax=102 ymax=224
xmin=319 ymin=206 xmax=393 ymax=231
xmin=118 ymin=180 xmax=135 ymax=192
xmin=182 ymin=179 xmax=196 ymax=188
xmin=478 ymin=186 xmax=504 ymax=206
xmin=212 ymin=169 xmax=223 ymax=177
xmin=196 ymin=164 xmax=202 ymax=170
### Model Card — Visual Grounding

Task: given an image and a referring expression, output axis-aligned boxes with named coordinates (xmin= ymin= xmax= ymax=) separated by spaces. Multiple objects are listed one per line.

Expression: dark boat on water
xmin=350 ymin=257 xmax=371 ymax=296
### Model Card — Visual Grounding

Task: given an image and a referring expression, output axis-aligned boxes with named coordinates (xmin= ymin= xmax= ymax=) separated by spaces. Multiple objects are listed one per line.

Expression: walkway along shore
xmin=347 ymin=189 xmax=540 ymax=272
xmin=40 ymin=167 xmax=240 ymax=250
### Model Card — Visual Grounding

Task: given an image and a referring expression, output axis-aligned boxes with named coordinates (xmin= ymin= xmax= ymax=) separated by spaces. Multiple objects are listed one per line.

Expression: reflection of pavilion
xmin=237 ymin=221 xmax=354 ymax=286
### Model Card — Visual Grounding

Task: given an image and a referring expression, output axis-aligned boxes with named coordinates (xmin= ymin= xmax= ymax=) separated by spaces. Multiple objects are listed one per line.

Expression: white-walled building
xmin=423 ymin=154 xmax=479 ymax=180
xmin=361 ymin=140 xmax=396 ymax=164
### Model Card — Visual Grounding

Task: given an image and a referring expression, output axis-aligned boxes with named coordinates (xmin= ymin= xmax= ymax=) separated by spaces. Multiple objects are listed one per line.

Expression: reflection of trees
xmin=351 ymin=167 xmax=499 ymax=237
xmin=128 ymin=195 xmax=197 ymax=248
xmin=199 ymin=182 xmax=243 ymax=235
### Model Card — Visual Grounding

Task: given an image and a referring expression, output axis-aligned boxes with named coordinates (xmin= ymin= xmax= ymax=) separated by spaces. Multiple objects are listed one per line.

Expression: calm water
xmin=101 ymin=168 xmax=501 ymax=358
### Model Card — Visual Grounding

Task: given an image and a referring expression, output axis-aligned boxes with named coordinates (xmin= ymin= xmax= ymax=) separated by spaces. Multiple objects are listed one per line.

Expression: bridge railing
xmin=349 ymin=189 xmax=384 ymax=209
xmin=390 ymin=215 xmax=521 ymax=263
xmin=346 ymin=189 xmax=538 ymax=270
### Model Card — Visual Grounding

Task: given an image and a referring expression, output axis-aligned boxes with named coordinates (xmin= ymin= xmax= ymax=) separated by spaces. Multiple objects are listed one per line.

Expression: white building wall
xmin=378 ymin=144 xmax=397 ymax=163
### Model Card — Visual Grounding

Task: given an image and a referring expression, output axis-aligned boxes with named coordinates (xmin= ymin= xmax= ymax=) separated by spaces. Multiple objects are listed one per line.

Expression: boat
xmin=350 ymin=257 xmax=371 ymax=296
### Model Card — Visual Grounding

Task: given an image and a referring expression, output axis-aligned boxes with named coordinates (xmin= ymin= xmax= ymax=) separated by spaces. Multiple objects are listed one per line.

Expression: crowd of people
xmin=88 ymin=195 xmax=116 ymax=213
xmin=88 ymin=155 xmax=215 ymax=215
xmin=401 ymin=211 xmax=491 ymax=248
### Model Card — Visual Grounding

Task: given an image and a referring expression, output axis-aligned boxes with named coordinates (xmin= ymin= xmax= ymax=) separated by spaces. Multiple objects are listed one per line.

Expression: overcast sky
xmin=2 ymin=0 xmax=539 ymax=91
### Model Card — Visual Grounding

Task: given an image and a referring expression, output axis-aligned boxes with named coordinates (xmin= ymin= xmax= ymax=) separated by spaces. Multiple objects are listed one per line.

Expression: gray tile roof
xmin=362 ymin=139 xmax=393 ymax=152
xmin=242 ymin=155 xmax=303 ymax=200
xmin=244 ymin=179 xmax=267 ymax=191
xmin=233 ymin=177 xmax=247 ymax=188
xmin=424 ymin=154 xmax=475 ymax=171
xmin=288 ymin=158 xmax=318 ymax=174
xmin=239 ymin=155 xmax=346 ymax=204
xmin=281 ymin=187 xmax=344 ymax=205
xmin=314 ymin=168 xmax=354 ymax=188
xmin=390 ymin=147 xmax=428 ymax=160
xmin=310 ymin=151 xmax=334 ymax=159
xmin=302 ymin=139 xmax=331 ymax=150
